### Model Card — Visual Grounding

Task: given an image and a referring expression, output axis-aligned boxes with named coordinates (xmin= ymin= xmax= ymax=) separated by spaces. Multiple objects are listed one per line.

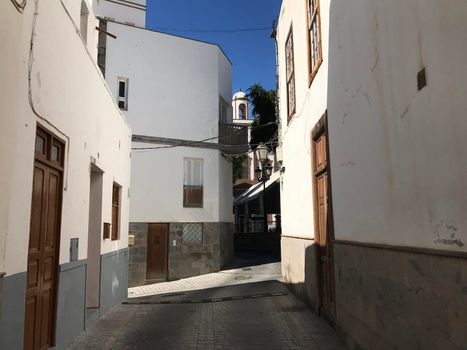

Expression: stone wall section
xmin=169 ymin=222 xmax=234 ymax=280
xmin=334 ymin=243 xmax=467 ymax=350
xmin=281 ymin=236 xmax=320 ymax=309
xmin=128 ymin=223 xmax=148 ymax=287
xmin=219 ymin=222 xmax=234 ymax=268
xmin=129 ymin=222 xmax=234 ymax=285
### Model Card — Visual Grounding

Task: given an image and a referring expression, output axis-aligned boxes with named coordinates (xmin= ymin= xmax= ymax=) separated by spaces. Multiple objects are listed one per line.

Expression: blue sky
xmin=146 ymin=0 xmax=282 ymax=95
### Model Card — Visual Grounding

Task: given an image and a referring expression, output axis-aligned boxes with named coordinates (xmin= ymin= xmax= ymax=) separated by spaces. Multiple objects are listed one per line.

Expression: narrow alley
xmin=2 ymin=0 xmax=467 ymax=349
xmin=68 ymin=254 xmax=345 ymax=350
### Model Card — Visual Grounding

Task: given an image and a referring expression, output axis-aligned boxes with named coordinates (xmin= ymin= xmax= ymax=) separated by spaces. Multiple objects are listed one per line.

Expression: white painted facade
xmin=232 ymin=91 xmax=255 ymax=181
xmin=327 ymin=0 xmax=467 ymax=252
xmin=277 ymin=0 xmax=467 ymax=290
xmin=0 ymin=0 xmax=131 ymax=275
xmin=0 ymin=0 xmax=131 ymax=347
xmin=277 ymin=0 xmax=329 ymax=240
xmin=92 ymin=0 xmax=146 ymax=27
xmin=102 ymin=21 xmax=234 ymax=224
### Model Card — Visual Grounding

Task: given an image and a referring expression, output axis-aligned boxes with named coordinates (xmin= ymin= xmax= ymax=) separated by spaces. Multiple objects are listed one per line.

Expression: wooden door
xmin=146 ymin=224 xmax=168 ymax=281
xmin=25 ymin=126 xmax=64 ymax=350
xmin=312 ymin=114 xmax=336 ymax=321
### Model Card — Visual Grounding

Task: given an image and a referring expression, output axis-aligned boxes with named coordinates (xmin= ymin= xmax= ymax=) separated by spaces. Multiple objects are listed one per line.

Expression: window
xmin=239 ymin=104 xmax=246 ymax=120
xmin=80 ymin=0 xmax=89 ymax=44
xmin=182 ymin=223 xmax=203 ymax=244
xmin=111 ymin=183 xmax=120 ymax=240
xmin=117 ymin=78 xmax=129 ymax=110
xmin=219 ymin=97 xmax=229 ymax=123
xmin=306 ymin=0 xmax=323 ymax=85
xmin=183 ymin=158 xmax=203 ymax=207
xmin=285 ymin=27 xmax=296 ymax=122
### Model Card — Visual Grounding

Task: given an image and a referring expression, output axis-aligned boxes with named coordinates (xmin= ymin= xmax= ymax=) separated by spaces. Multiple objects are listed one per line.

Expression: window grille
xmin=182 ymin=223 xmax=203 ymax=244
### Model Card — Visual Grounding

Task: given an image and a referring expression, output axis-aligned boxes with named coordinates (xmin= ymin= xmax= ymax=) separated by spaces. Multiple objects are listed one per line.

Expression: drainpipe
xmin=270 ymin=19 xmax=282 ymax=162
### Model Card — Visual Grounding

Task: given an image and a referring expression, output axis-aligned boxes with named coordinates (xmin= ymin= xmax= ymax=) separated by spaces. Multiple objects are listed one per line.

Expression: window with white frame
xmin=117 ymin=77 xmax=129 ymax=110
xmin=183 ymin=158 xmax=203 ymax=207
xmin=219 ymin=98 xmax=228 ymax=123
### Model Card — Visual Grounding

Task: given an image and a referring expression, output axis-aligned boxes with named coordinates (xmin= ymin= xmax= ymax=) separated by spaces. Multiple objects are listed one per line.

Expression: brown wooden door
xmin=146 ymin=224 xmax=168 ymax=281
xmin=25 ymin=126 xmax=64 ymax=350
xmin=312 ymin=115 xmax=336 ymax=321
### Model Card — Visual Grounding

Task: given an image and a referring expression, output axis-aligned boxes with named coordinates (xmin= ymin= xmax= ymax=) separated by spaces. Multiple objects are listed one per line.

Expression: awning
xmin=233 ymin=171 xmax=280 ymax=206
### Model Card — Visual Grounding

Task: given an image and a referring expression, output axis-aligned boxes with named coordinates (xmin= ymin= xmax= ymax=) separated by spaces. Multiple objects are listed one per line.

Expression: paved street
xmin=68 ymin=254 xmax=345 ymax=349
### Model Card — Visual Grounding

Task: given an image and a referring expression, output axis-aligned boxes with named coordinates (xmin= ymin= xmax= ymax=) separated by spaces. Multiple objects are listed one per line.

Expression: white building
xmin=97 ymin=3 xmax=239 ymax=285
xmin=232 ymin=91 xmax=255 ymax=180
xmin=93 ymin=0 xmax=146 ymax=27
xmin=277 ymin=0 xmax=467 ymax=348
xmin=0 ymin=0 xmax=131 ymax=349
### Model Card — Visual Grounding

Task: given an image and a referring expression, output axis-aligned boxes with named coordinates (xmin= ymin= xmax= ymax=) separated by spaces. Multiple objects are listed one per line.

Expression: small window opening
xmin=417 ymin=68 xmax=427 ymax=91
xmin=117 ymin=78 xmax=129 ymax=110
xmin=80 ymin=1 xmax=89 ymax=44
xmin=239 ymin=104 xmax=247 ymax=120
xmin=111 ymin=183 xmax=121 ymax=241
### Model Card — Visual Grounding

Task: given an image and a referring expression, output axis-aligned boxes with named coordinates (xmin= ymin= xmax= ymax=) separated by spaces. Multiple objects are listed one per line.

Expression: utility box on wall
xmin=70 ymin=238 xmax=79 ymax=262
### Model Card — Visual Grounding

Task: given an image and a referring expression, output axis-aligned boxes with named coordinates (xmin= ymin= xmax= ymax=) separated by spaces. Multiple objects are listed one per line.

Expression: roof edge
xmin=100 ymin=17 xmax=233 ymax=66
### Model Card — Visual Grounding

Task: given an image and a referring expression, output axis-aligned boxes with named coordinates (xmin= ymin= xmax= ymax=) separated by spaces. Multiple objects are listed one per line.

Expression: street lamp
xmin=255 ymin=143 xmax=273 ymax=232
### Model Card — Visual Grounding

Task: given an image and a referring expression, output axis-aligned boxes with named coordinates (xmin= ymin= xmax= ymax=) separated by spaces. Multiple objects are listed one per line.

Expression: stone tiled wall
xmin=168 ymin=222 xmax=234 ymax=280
xmin=128 ymin=222 xmax=234 ymax=286
xmin=128 ymin=223 xmax=148 ymax=287
xmin=219 ymin=222 xmax=234 ymax=268
xmin=281 ymin=236 xmax=319 ymax=309
xmin=0 ymin=273 xmax=4 ymax=325
xmin=334 ymin=243 xmax=467 ymax=350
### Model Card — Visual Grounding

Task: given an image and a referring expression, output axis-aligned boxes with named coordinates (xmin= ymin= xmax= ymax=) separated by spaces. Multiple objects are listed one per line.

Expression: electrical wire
xmin=150 ymin=26 xmax=272 ymax=34
xmin=132 ymin=122 xmax=277 ymax=151
xmin=10 ymin=0 xmax=26 ymax=13
xmin=28 ymin=0 xmax=72 ymax=190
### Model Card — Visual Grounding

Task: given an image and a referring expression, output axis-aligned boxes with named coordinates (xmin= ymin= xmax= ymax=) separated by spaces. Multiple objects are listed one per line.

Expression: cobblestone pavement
xmin=69 ymin=255 xmax=345 ymax=350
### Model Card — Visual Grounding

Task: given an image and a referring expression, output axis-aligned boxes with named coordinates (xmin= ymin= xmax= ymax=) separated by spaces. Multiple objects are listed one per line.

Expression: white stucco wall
xmin=92 ymin=0 xmax=146 ymax=27
xmin=130 ymin=145 xmax=231 ymax=223
xmin=277 ymin=0 xmax=330 ymax=239
xmin=327 ymin=0 xmax=467 ymax=251
xmin=0 ymin=0 xmax=131 ymax=275
xmin=105 ymin=22 xmax=227 ymax=140
xmin=104 ymin=22 xmax=233 ymax=224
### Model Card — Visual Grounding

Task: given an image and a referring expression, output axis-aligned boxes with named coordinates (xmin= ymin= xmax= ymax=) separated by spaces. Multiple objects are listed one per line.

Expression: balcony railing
xmin=235 ymin=220 xmax=280 ymax=234
xmin=218 ymin=123 xmax=248 ymax=154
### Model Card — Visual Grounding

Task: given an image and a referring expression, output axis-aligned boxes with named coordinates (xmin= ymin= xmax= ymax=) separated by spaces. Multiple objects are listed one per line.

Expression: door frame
xmin=146 ymin=223 xmax=169 ymax=282
xmin=25 ymin=123 xmax=65 ymax=348
xmin=311 ymin=111 xmax=337 ymax=322
xmin=86 ymin=164 xmax=104 ymax=309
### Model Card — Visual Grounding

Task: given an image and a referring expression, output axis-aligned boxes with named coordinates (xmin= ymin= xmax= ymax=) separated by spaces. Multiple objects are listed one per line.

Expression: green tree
xmin=247 ymin=84 xmax=277 ymax=151
xmin=232 ymin=155 xmax=246 ymax=183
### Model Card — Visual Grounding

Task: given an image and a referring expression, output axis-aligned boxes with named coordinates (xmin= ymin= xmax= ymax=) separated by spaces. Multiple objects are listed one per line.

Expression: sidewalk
xmin=128 ymin=257 xmax=282 ymax=299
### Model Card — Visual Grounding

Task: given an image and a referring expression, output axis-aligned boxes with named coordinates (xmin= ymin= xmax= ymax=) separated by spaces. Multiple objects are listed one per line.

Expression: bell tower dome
xmin=232 ymin=91 xmax=250 ymax=122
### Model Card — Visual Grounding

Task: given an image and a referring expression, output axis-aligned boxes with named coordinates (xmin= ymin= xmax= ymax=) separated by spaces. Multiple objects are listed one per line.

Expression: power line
xmin=150 ymin=26 xmax=272 ymax=34
xmin=132 ymin=122 xmax=276 ymax=151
